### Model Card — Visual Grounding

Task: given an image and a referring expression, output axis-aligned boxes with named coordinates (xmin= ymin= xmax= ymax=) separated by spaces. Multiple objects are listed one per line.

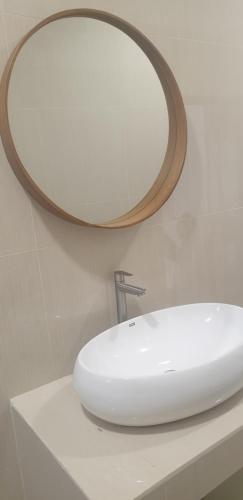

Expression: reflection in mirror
xmin=8 ymin=17 xmax=169 ymax=223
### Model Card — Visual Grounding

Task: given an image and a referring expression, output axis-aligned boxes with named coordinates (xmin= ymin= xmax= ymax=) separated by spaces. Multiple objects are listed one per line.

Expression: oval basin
xmin=73 ymin=303 xmax=243 ymax=426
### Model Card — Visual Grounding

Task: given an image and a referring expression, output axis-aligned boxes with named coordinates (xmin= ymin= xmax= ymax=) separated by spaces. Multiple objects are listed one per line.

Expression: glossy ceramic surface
xmin=73 ymin=303 xmax=243 ymax=426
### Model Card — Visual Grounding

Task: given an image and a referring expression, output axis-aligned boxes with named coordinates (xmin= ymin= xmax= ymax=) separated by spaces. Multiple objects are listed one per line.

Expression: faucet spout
xmin=117 ymin=282 xmax=146 ymax=296
xmin=114 ymin=270 xmax=146 ymax=324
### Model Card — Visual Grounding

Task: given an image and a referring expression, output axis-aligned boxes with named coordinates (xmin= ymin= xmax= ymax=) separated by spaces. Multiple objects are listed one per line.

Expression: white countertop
xmin=11 ymin=376 xmax=243 ymax=500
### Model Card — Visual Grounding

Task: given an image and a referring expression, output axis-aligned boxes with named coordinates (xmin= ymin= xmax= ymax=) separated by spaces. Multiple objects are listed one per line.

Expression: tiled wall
xmin=1 ymin=1 xmax=243 ymax=499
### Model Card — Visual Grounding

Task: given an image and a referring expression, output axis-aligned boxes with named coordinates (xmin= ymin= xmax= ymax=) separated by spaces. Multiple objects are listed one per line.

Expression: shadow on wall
xmin=31 ymin=198 xmax=198 ymax=384
xmin=30 ymin=104 xmax=206 ymax=287
xmin=28 ymin=101 xmax=207 ymax=298
xmin=32 ymin=199 xmax=140 ymax=277
xmin=27 ymin=105 xmax=206 ymax=370
xmin=33 ymin=198 xmax=197 ymax=311
xmin=31 ymin=202 xmax=143 ymax=374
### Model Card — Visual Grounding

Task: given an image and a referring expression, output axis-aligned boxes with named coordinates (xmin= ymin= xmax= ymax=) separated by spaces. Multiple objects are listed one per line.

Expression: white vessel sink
xmin=73 ymin=303 xmax=243 ymax=426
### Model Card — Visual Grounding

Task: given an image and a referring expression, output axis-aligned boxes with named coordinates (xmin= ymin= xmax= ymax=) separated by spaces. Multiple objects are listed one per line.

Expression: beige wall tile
xmin=171 ymin=0 xmax=243 ymax=47
xmin=0 ymin=383 xmax=19 ymax=472
xmin=204 ymin=102 xmax=243 ymax=213
xmin=111 ymin=224 xmax=174 ymax=320
xmin=0 ymin=251 xmax=54 ymax=396
xmin=176 ymin=37 xmax=243 ymax=103
xmin=0 ymin=143 xmax=36 ymax=257
xmin=0 ymin=465 xmax=24 ymax=500
xmin=37 ymin=242 xmax=111 ymax=377
xmin=31 ymin=201 xmax=86 ymax=249
xmin=0 ymin=15 xmax=8 ymax=75
xmin=0 ymin=16 xmax=36 ymax=259
xmin=4 ymin=14 xmax=39 ymax=54
xmin=193 ymin=208 xmax=243 ymax=306
xmin=155 ymin=207 xmax=243 ymax=308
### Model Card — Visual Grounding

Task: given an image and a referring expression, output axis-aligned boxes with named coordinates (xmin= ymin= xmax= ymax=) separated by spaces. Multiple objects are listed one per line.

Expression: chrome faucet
xmin=114 ymin=270 xmax=146 ymax=324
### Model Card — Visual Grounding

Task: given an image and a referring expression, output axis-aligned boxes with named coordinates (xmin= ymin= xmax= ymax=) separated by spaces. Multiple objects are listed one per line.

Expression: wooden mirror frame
xmin=0 ymin=9 xmax=187 ymax=229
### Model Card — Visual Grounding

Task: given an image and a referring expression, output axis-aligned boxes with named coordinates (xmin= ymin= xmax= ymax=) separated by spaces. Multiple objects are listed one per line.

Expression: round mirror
xmin=0 ymin=10 xmax=187 ymax=228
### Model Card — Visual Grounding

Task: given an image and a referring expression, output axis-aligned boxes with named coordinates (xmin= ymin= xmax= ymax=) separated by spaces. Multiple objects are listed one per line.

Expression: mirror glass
xmin=8 ymin=17 xmax=169 ymax=224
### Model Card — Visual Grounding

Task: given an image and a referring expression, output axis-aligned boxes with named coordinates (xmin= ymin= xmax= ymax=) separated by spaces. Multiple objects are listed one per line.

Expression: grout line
xmin=1 ymin=9 xmax=242 ymax=51
xmin=34 ymin=246 xmax=57 ymax=377
xmin=0 ymin=246 xmax=49 ymax=259
xmin=10 ymin=406 xmax=27 ymax=500
xmin=29 ymin=200 xmax=38 ymax=250
xmin=0 ymin=201 xmax=48 ymax=259
xmin=30 ymin=202 xmax=55 ymax=366
xmin=190 ymin=205 xmax=243 ymax=220
xmin=0 ymin=247 xmax=38 ymax=259
xmin=33 ymin=248 xmax=52 ymax=348
xmin=196 ymin=205 xmax=243 ymax=219
xmin=2 ymin=5 xmax=42 ymax=21
xmin=0 ymin=204 xmax=241 ymax=259
xmin=165 ymin=34 xmax=243 ymax=51
xmin=1 ymin=10 xmax=9 ymax=55
xmin=148 ymin=204 xmax=243 ymax=230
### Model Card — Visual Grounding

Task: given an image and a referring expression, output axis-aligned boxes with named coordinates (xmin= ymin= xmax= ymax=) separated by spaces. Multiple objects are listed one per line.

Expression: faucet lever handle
xmin=114 ymin=270 xmax=133 ymax=279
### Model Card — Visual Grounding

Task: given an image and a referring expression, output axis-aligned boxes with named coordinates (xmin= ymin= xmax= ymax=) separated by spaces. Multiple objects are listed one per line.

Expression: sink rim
xmin=76 ymin=302 xmax=243 ymax=380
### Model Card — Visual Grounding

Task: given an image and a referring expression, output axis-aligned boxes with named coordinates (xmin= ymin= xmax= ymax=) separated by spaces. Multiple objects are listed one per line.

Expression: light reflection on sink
xmin=73 ymin=303 xmax=243 ymax=426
